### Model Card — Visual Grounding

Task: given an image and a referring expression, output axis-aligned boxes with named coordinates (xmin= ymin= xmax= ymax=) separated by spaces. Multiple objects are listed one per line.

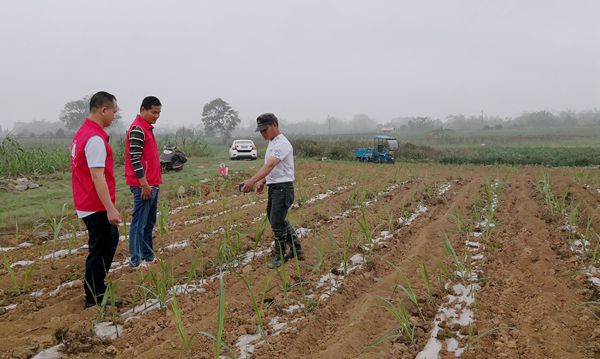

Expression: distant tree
xmin=55 ymin=128 xmax=66 ymax=138
xmin=59 ymin=95 xmax=121 ymax=130
xmin=201 ymin=98 xmax=241 ymax=143
xmin=350 ymin=114 xmax=376 ymax=132
xmin=513 ymin=110 xmax=558 ymax=128
xmin=407 ymin=117 xmax=442 ymax=132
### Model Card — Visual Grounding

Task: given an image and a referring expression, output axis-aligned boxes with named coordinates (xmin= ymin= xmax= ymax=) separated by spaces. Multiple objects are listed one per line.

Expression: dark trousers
xmin=82 ymin=211 xmax=119 ymax=303
xmin=267 ymin=182 xmax=301 ymax=257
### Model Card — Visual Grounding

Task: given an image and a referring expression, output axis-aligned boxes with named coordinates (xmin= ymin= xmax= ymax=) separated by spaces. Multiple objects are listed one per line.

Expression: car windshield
xmin=234 ymin=140 xmax=253 ymax=145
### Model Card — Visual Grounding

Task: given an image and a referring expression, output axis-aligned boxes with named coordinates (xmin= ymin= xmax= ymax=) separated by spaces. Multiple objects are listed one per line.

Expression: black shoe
xmin=284 ymin=250 xmax=304 ymax=261
xmin=85 ymin=298 xmax=124 ymax=309
xmin=267 ymin=256 xmax=283 ymax=269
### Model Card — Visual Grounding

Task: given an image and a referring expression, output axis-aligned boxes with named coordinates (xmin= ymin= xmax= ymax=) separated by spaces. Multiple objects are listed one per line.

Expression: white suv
xmin=229 ymin=139 xmax=258 ymax=160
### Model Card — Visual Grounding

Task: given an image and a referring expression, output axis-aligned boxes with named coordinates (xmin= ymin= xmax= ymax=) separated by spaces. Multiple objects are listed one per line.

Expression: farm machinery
xmin=354 ymin=135 xmax=398 ymax=163
xmin=160 ymin=144 xmax=188 ymax=172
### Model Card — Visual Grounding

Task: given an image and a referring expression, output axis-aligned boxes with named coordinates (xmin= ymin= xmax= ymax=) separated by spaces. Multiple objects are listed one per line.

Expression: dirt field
xmin=1 ymin=161 xmax=599 ymax=358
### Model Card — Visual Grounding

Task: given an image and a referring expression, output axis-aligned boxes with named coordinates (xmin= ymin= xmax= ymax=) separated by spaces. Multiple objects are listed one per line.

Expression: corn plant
xmin=578 ymin=215 xmax=596 ymax=259
xmin=419 ymin=263 xmax=432 ymax=300
xmin=171 ymin=294 xmax=193 ymax=357
xmin=341 ymin=228 xmax=353 ymax=274
xmin=236 ymin=272 xmax=271 ymax=337
xmin=216 ymin=234 xmax=238 ymax=270
xmin=314 ymin=237 xmax=325 ymax=273
xmin=436 ymin=262 xmax=454 ymax=290
xmin=83 ymin=278 xmax=108 ymax=321
xmin=290 ymin=244 xmax=308 ymax=296
xmin=103 ymin=278 xmax=121 ymax=337
xmin=373 ymin=296 xmax=415 ymax=345
xmin=3 ymin=256 xmax=33 ymax=295
xmin=274 ymin=245 xmax=291 ymax=296
xmin=325 ymin=232 xmax=335 ymax=275
xmin=395 ymin=279 xmax=423 ymax=319
xmin=483 ymin=180 xmax=496 ymax=218
xmin=158 ymin=201 xmax=169 ymax=242
xmin=443 ymin=233 xmax=466 ymax=279
xmin=134 ymin=271 xmax=150 ymax=310
xmin=201 ymin=271 xmax=231 ymax=358
xmin=574 ymin=301 xmax=600 ymax=320
xmin=464 ymin=326 xmax=515 ymax=353
xmin=470 ymin=194 xmax=483 ymax=226
xmin=0 ymin=136 xmax=70 ymax=176
xmin=536 ymin=174 xmax=567 ymax=216
xmin=253 ymin=215 xmax=269 ymax=249
xmin=187 ymin=242 xmax=204 ymax=284
xmin=146 ymin=256 xmax=172 ymax=308
xmin=451 ymin=209 xmax=468 ymax=238
xmin=386 ymin=206 xmax=395 ymax=233
xmin=356 ymin=204 xmax=372 ymax=246
xmin=385 ymin=260 xmax=424 ymax=319
xmin=566 ymin=201 xmax=580 ymax=242
xmin=42 ymin=203 xmax=68 ymax=241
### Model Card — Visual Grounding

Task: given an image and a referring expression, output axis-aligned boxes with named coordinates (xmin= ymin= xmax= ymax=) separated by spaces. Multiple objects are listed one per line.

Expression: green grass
xmin=0 ymin=146 xmax=266 ymax=231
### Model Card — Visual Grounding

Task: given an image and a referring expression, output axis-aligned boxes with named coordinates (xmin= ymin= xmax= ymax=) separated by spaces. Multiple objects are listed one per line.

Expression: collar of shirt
xmin=134 ymin=114 xmax=154 ymax=131
xmin=84 ymin=118 xmax=109 ymax=140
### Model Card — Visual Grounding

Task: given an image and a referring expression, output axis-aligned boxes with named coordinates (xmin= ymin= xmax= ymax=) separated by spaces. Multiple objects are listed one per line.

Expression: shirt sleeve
xmin=128 ymin=126 xmax=146 ymax=178
xmin=270 ymin=140 xmax=291 ymax=161
xmin=84 ymin=136 xmax=107 ymax=168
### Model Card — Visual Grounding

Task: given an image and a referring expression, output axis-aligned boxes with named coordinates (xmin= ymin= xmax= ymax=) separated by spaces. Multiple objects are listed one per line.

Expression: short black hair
xmin=141 ymin=96 xmax=162 ymax=110
xmin=89 ymin=91 xmax=116 ymax=112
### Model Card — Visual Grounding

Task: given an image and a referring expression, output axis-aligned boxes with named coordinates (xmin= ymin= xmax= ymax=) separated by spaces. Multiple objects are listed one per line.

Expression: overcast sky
xmin=1 ymin=0 xmax=598 ymax=129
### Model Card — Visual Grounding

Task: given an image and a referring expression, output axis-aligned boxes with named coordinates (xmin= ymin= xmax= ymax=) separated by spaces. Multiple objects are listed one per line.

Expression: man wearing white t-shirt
xmin=242 ymin=113 xmax=303 ymax=268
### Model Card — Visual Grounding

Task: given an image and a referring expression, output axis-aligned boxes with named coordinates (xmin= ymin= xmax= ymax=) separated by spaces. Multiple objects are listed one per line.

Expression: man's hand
xmin=256 ymin=180 xmax=266 ymax=194
xmin=241 ymin=179 xmax=254 ymax=193
xmin=242 ymin=156 xmax=278 ymax=194
xmin=107 ymin=207 xmax=122 ymax=226
xmin=141 ymin=184 xmax=152 ymax=200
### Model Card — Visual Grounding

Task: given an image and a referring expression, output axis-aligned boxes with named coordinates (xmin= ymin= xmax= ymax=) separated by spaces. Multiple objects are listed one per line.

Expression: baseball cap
xmin=255 ymin=113 xmax=278 ymax=132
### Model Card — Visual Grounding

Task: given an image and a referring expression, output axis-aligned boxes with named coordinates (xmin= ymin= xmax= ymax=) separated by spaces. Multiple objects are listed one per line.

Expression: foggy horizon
xmin=1 ymin=1 xmax=598 ymax=131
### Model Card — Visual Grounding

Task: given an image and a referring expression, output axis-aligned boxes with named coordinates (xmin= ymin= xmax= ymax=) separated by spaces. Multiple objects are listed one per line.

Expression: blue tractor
xmin=354 ymin=135 xmax=398 ymax=163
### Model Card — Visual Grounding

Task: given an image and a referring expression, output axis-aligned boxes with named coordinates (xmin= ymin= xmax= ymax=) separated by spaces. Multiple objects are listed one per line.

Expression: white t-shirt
xmin=76 ymin=136 xmax=106 ymax=218
xmin=265 ymin=134 xmax=295 ymax=184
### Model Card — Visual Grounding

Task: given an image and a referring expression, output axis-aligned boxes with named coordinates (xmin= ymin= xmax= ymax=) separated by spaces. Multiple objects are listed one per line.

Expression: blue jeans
xmin=129 ymin=186 xmax=159 ymax=266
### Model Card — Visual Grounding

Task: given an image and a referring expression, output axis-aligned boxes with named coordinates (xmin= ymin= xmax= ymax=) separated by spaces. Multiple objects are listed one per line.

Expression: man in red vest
xmin=124 ymin=96 xmax=162 ymax=267
xmin=71 ymin=91 xmax=122 ymax=308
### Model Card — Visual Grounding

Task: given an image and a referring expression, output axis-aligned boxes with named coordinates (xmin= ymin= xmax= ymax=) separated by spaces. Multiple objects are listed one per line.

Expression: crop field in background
xmin=5 ymin=125 xmax=600 ymax=178
xmin=1 ymin=155 xmax=600 ymax=358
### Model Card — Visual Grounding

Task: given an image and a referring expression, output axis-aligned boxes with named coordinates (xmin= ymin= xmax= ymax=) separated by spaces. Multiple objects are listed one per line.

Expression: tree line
xmin=3 ymin=93 xmax=599 ymax=139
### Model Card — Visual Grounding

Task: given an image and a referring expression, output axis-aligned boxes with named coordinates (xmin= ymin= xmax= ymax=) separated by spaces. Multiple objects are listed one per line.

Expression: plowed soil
xmin=1 ymin=162 xmax=599 ymax=359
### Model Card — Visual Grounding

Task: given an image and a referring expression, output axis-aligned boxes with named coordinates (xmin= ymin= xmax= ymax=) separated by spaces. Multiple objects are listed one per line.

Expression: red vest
xmin=125 ymin=115 xmax=162 ymax=186
xmin=71 ymin=118 xmax=116 ymax=211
